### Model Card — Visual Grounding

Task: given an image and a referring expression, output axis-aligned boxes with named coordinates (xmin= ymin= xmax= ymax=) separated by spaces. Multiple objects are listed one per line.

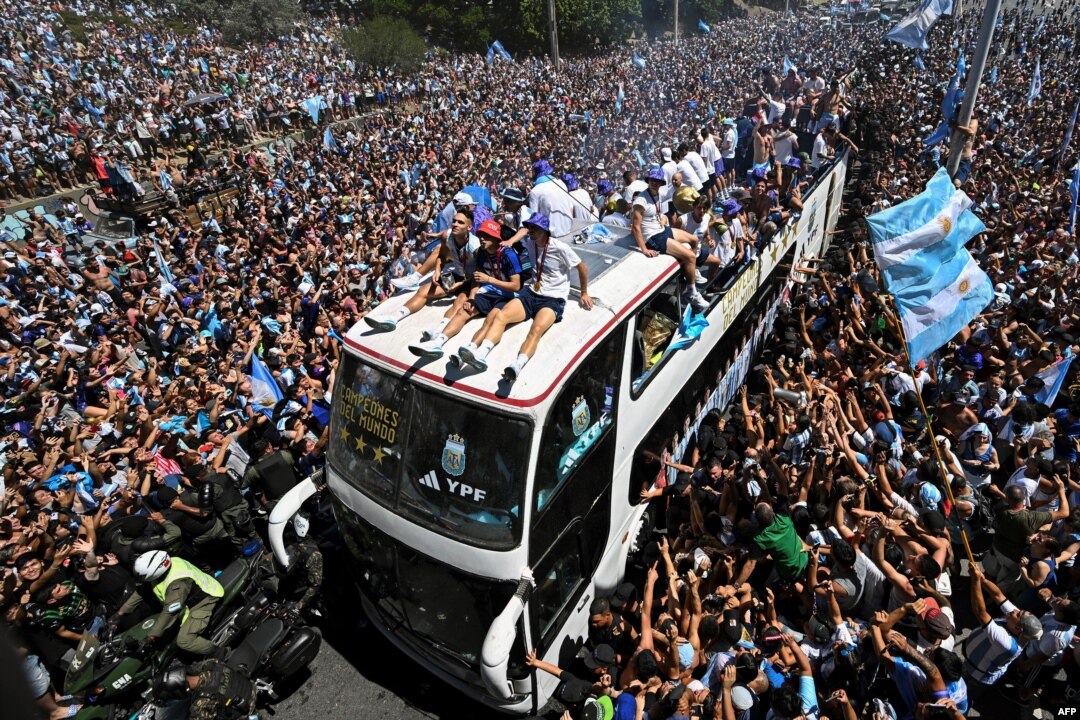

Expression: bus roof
xmin=343 ymin=221 xmax=678 ymax=412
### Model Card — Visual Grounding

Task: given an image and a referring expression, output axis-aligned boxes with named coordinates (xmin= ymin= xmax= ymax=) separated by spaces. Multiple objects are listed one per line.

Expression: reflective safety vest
xmin=152 ymin=557 xmax=223 ymax=623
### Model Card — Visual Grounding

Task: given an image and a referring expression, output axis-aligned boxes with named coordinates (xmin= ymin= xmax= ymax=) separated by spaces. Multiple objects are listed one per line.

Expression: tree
xmin=341 ymin=16 xmax=428 ymax=72
xmin=173 ymin=0 xmax=300 ymax=44
xmin=518 ymin=0 xmax=643 ymax=54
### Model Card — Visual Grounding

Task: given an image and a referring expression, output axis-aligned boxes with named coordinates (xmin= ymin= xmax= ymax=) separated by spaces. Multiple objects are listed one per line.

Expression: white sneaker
xmin=390 ymin=272 xmax=423 ymax=291
xmin=459 ymin=344 xmax=488 ymax=371
xmin=503 ymin=363 xmax=521 ymax=382
xmin=364 ymin=316 xmax=397 ymax=332
xmin=690 ymin=292 xmax=710 ymax=312
xmin=408 ymin=338 xmax=444 ymax=359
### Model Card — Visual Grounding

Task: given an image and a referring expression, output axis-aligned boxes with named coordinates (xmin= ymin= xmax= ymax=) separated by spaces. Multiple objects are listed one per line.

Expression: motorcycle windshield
xmin=65 ymin=632 xmax=100 ymax=694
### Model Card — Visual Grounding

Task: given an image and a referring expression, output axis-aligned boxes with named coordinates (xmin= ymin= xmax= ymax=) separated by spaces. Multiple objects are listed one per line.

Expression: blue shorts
xmin=645 ymin=226 xmax=673 ymax=254
xmin=518 ymin=287 xmax=566 ymax=322
xmin=472 ymin=292 xmax=512 ymax=317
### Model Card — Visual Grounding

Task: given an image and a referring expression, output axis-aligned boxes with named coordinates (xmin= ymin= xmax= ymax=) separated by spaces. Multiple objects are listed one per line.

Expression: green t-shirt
xmin=992 ymin=508 xmax=1051 ymax=562
xmin=753 ymin=513 xmax=808 ymax=580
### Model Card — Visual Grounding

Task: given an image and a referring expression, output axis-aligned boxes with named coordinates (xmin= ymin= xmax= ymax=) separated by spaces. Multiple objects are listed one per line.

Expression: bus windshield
xmin=329 ymin=354 xmax=531 ymax=549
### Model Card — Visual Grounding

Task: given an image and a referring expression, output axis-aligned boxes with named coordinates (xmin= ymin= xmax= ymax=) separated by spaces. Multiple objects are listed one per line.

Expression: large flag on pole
xmin=866 ymin=167 xmax=993 ymax=363
xmin=886 ymin=0 xmax=954 ymax=50
xmin=1028 ymin=57 xmax=1042 ymax=104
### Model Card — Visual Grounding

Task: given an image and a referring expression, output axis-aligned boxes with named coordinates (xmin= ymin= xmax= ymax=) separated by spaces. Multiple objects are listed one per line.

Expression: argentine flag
xmin=886 ymin=0 xmax=954 ymax=50
xmin=248 ymin=356 xmax=284 ymax=417
xmin=866 ymin=167 xmax=993 ymax=363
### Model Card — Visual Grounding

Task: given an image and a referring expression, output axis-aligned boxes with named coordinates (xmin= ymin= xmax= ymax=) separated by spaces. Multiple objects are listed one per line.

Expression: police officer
xmin=257 ymin=536 xmax=323 ymax=614
xmin=242 ymin=439 xmax=299 ymax=510
xmin=114 ymin=551 xmax=223 ymax=656
xmin=194 ymin=466 xmax=256 ymax=551
xmin=154 ymin=660 xmax=257 ymax=720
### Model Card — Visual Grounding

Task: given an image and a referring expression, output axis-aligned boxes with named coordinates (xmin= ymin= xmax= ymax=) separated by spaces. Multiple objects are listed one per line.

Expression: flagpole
xmin=886 ymin=296 xmax=976 ymax=566
xmin=946 ymin=0 xmax=1001 ymax=178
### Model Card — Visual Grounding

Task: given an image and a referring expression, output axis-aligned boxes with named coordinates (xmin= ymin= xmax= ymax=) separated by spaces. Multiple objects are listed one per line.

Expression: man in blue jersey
xmin=963 ymin=564 xmax=1043 ymax=707
xmin=408 ymin=219 xmax=522 ymax=360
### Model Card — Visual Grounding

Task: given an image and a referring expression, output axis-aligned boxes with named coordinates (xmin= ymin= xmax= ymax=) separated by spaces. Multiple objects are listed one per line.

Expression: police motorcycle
xmin=132 ymin=597 xmax=323 ymax=720
xmin=63 ymin=542 xmax=270 ymax=719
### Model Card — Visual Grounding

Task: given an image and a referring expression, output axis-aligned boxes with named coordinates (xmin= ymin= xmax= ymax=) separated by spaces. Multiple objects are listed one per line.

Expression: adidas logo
xmin=418 ymin=471 xmax=440 ymax=491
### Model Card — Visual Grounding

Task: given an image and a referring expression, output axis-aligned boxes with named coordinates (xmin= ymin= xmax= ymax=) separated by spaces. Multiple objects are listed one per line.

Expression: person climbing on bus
xmin=454 ymin=212 xmax=592 ymax=381
xmin=408 ymin=219 xmax=523 ymax=359
xmin=632 ymin=167 xmax=710 ymax=312
xmin=364 ymin=209 xmax=479 ymax=332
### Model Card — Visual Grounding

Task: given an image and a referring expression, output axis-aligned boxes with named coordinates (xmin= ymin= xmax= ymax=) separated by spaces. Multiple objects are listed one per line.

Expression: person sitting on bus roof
xmin=454 ymin=212 xmax=592 ymax=381
xmin=364 ymin=209 xmax=479 ymax=332
xmin=632 ymin=167 xmax=710 ymax=312
xmin=408 ymin=219 xmax=522 ymax=359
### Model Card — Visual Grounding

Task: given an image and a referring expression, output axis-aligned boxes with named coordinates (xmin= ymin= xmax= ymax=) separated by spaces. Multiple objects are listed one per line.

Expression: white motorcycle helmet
xmin=133 ymin=550 xmax=172 ymax=583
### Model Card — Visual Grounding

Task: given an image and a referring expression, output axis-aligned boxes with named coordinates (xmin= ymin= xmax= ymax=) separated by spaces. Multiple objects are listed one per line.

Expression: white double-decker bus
xmin=271 ymin=155 xmax=849 ymax=714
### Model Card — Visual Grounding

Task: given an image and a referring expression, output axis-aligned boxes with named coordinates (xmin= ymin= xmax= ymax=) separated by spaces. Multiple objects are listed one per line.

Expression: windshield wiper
xmin=406 ymin=626 xmax=477 ymax=671
xmin=401 ymin=495 xmax=460 ymax=530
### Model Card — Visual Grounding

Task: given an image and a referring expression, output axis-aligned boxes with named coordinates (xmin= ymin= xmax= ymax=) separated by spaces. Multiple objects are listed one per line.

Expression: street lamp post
xmin=946 ymin=0 xmax=1002 ymax=177
xmin=548 ymin=0 xmax=560 ymax=71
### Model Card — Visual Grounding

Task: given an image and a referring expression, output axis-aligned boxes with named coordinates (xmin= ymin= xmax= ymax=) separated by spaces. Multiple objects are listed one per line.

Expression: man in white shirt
xmin=528 ymin=159 xmax=575 ymax=237
xmin=674 ymin=147 xmax=704 ymax=194
xmin=679 ymin=142 xmax=711 ymax=196
xmin=563 ymin=173 xmax=598 ymax=221
xmin=456 ymin=213 xmax=592 ymax=382
xmin=720 ymin=119 xmax=737 ymax=185
xmin=699 ymin=125 xmax=724 ymax=201
xmin=772 ymin=122 xmax=799 ymax=169
xmin=631 ymin=168 xmax=709 ymax=312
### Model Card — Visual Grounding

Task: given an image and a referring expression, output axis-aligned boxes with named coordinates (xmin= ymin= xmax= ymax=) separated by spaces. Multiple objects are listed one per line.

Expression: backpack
xmin=966 ymin=488 xmax=996 ymax=530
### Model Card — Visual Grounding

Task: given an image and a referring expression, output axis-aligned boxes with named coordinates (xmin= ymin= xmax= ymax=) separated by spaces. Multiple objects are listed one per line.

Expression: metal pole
xmin=946 ymin=0 xmax=1001 ymax=177
xmin=674 ymin=0 xmax=679 ymax=46
xmin=547 ymin=0 xmax=560 ymax=72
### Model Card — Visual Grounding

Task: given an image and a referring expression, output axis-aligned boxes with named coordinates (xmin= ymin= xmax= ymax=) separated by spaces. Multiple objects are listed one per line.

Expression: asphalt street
xmin=272 ymin=557 xmax=544 ymax=720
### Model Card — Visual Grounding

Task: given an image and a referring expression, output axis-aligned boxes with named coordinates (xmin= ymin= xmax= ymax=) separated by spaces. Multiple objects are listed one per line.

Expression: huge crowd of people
xmin=2 ymin=0 xmax=1080 ymax=718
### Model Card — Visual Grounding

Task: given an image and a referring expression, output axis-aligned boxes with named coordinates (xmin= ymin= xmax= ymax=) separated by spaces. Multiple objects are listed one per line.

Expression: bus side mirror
xmin=480 ymin=569 xmax=534 ymax=701
xmin=268 ymin=473 xmax=322 ymax=568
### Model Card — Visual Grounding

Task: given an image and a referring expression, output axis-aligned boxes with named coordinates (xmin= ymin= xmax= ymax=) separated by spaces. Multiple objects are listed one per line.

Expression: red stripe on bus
xmin=344 ymin=266 xmax=676 ymax=409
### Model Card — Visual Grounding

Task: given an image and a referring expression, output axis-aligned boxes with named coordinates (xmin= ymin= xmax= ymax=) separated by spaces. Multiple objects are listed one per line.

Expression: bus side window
xmin=534 ymin=533 xmax=585 ymax=643
xmin=631 ymin=277 xmax=682 ymax=394
xmin=532 ymin=326 xmax=625 ymax=514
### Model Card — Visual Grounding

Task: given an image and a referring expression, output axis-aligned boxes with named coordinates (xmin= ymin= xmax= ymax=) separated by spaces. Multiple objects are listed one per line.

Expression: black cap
xmin=611 ymin=582 xmax=637 ymax=608
xmin=583 ymin=644 xmax=616 ymax=670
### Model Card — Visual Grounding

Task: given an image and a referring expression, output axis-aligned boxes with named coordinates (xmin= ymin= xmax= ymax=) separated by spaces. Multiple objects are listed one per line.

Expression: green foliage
xmin=519 ymin=0 xmax=643 ymax=54
xmin=341 ymin=16 xmax=428 ymax=72
xmin=173 ymin=0 xmax=300 ymax=44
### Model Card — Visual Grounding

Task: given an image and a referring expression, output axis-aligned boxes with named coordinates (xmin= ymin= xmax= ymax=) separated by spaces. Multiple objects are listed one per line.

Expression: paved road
xmin=272 ymin=557 xmax=545 ymax=720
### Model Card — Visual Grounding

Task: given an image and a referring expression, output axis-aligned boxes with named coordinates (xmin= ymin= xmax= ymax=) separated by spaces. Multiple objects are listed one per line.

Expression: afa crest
xmin=571 ymin=396 xmax=591 ymax=437
xmin=441 ymin=434 xmax=466 ymax=477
